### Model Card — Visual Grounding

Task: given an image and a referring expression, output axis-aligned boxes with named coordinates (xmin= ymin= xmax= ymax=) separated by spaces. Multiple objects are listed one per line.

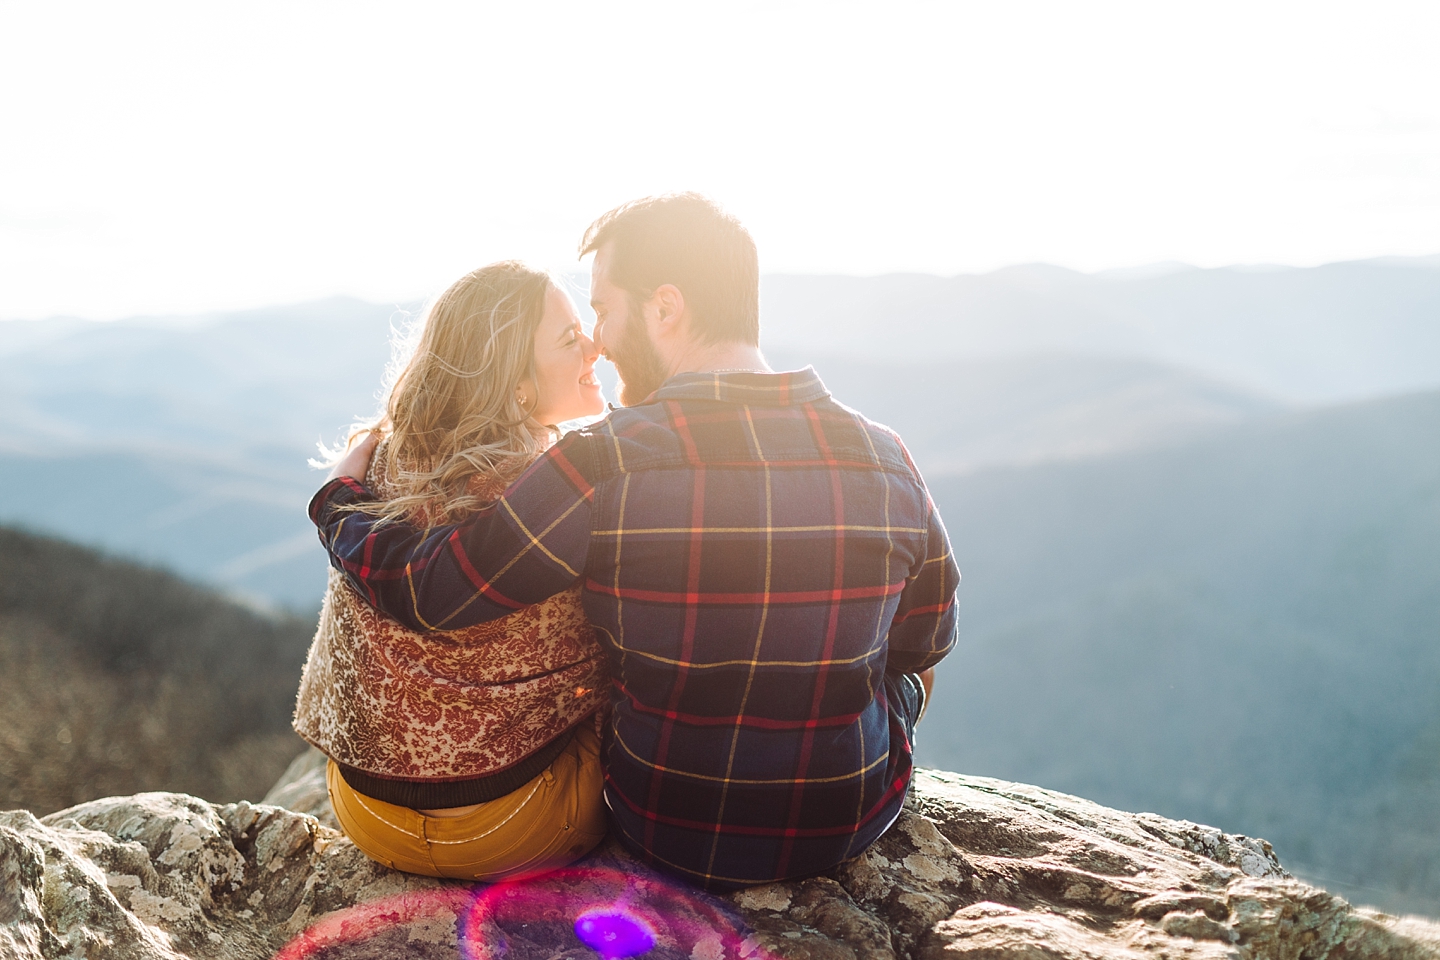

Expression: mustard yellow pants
xmin=326 ymin=725 xmax=606 ymax=881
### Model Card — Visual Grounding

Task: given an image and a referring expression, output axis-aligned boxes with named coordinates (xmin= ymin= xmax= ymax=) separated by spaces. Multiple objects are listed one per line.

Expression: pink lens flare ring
xmin=274 ymin=865 xmax=776 ymax=960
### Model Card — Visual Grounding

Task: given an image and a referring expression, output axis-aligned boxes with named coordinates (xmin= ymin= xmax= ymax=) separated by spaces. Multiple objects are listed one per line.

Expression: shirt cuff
xmin=307 ymin=476 xmax=376 ymax=527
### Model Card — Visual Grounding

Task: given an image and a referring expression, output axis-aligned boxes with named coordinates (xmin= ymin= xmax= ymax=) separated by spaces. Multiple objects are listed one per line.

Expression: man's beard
xmin=609 ymin=303 xmax=670 ymax=407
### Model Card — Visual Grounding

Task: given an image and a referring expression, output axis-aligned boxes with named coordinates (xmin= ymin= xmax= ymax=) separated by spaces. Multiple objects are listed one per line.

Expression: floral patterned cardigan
xmin=292 ymin=440 xmax=607 ymax=807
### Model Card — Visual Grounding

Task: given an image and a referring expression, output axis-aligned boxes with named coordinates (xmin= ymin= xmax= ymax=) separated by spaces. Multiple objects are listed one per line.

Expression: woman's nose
xmin=581 ymin=330 xmax=599 ymax=362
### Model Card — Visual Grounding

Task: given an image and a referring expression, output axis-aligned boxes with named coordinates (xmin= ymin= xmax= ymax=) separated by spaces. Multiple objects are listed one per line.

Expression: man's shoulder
xmin=560 ymin=404 xmax=687 ymax=478
xmin=568 ymin=395 xmax=921 ymax=482
xmin=809 ymin=394 xmax=923 ymax=478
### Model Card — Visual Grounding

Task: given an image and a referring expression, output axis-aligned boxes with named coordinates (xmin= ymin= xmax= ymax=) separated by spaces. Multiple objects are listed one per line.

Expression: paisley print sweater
xmin=293 ymin=443 xmax=607 ymax=784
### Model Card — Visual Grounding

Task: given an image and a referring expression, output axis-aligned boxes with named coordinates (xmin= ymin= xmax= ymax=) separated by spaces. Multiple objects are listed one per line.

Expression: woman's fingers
xmin=329 ymin=430 xmax=380 ymax=482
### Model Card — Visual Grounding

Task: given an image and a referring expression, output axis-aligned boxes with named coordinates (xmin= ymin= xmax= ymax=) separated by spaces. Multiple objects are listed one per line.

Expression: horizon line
xmin=5 ymin=252 xmax=1438 ymax=325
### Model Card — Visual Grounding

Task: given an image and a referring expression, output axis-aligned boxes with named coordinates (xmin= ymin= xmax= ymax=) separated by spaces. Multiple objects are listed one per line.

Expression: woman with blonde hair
xmin=293 ymin=261 xmax=609 ymax=880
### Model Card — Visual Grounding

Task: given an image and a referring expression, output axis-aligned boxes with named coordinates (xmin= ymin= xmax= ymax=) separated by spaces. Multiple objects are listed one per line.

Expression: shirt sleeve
xmin=307 ymin=430 xmax=597 ymax=632
xmin=886 ymin=490 xmax=960 ymax=675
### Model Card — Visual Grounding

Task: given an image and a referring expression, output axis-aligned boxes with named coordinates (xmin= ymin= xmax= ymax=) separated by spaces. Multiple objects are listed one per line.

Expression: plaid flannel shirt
xmin=309 ymin=368 xmax=959 ymax=889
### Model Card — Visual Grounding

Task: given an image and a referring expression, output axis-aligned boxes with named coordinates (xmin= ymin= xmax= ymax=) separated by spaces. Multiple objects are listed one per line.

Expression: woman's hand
xmin=328 ymin=430 xmax=380 ymax=483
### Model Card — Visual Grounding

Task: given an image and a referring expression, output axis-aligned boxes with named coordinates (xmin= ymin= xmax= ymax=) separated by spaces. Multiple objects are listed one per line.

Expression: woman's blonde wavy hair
xmin=343 ymin=261 xmax=557 ymax=525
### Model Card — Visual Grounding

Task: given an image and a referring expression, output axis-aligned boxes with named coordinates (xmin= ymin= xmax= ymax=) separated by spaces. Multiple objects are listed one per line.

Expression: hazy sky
xmin=3 ymin=0 xmax=1438 ymax=320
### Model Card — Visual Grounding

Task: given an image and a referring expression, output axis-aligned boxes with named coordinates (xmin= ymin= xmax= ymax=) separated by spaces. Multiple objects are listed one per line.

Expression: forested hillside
xmin=0 ymin=527 xmax=311 ymax=813
xmin=922 ymin=389 xmax=1440 ymax=916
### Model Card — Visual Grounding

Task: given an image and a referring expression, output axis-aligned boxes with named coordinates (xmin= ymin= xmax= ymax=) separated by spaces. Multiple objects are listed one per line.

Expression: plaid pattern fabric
xmin=310 ymin=368 xmax=959 ymax=889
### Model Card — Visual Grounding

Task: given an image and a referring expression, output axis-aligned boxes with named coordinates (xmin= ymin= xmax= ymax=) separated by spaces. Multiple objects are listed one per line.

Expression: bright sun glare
xmin=2 ymin=0 xmax=1438 ymax=319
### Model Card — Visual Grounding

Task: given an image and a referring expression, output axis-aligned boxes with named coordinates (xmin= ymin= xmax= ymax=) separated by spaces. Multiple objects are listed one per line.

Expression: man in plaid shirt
xmin=312 ymin=194 xmax=959 ymax=890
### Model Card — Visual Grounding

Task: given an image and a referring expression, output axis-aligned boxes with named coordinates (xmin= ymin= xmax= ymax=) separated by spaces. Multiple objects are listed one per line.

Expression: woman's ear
xmin=515 ymin=375 xmax=537 ymax=413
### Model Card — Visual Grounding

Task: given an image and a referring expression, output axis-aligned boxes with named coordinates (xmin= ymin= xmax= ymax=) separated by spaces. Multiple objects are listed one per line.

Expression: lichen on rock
xmin=1 ymin=756 xmax=1437 ymax=959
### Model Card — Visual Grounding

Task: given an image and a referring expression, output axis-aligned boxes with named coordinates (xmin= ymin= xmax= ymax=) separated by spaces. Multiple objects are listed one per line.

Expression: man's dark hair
xmin=580 ymin=192 xmax=759 ymax=346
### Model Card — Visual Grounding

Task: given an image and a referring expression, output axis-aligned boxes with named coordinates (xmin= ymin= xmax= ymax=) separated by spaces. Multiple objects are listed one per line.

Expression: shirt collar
xmin=647 ymin=367 xmax=830 ymax=406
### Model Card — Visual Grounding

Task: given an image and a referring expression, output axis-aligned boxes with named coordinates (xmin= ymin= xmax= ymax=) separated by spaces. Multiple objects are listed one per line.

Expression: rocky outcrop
xmin=2 ymin=752 xmax=1437 ymax=959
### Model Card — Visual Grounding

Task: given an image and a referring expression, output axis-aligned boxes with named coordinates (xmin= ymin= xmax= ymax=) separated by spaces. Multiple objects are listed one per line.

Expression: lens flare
xmin=574 ymin=907 xmax=657 ymax=958
xmin=273 ymin=865 xmax=775 ymax=960
xmin=271 ymin=888 xmax=474 ymax=960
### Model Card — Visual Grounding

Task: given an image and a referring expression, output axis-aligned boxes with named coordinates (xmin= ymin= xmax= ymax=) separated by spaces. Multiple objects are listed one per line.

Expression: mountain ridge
xmin=923 ymin=388 xmax=1440 ymax=916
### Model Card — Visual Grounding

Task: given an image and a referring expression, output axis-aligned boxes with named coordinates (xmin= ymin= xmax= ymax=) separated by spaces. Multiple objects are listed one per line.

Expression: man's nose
xmin=591 ymin=318 xmax=607 ymax=356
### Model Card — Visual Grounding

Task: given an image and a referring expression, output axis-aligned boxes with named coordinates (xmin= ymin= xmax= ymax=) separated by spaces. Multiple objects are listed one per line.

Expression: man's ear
xmin=648 ymin=284 xmax=686 ymax=342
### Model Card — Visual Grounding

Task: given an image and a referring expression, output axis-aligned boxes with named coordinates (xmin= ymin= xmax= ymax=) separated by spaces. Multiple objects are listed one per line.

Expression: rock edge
xmin=0 ymin=758 xmax=1436 ymax=959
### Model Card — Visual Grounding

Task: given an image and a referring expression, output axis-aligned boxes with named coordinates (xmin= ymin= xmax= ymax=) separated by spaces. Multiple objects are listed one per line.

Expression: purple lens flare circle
xmin=574 ymin=907 xmax=658 ymax=958
xmin=462 ymin=866 xmax=769 ymax=960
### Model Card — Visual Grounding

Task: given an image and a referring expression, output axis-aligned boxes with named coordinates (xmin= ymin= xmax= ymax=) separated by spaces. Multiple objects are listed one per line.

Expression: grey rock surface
xmin=1 ymin=753 xmax=1436 ymax=959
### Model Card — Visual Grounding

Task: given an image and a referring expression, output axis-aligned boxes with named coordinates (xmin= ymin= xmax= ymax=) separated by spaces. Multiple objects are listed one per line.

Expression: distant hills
xmin=921 ymin=388 xmax=1440 ymax=916
xmin=777 ymin=351 xmax=1279 ymax=476
xmin=0 ymin=298 xmax=401 ymax=608
xmin=761 ymin=257 xmax=1440 ymax=403
xmin=0 ymin=256 xmax=1435 ymax=607
xmin=22 ymin=257 xmax=1438 ymax=606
